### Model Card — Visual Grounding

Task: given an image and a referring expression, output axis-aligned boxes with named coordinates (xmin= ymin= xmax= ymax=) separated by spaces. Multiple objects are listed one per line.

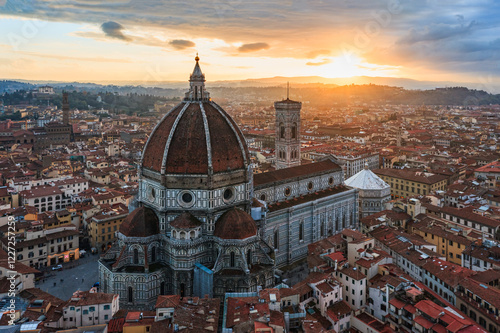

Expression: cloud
xmin=398 ymin=20 xmax=477 ymax=45
xmin=238 ymin=42 xmax=270 ymax=53
xmin=306 ymin=49 xmax=331 ymax=59
xmin=306 ymin=59 xmax=331 ymax=66
xmin=169 ymin=39 xmax=195 ymax=50
xmin=100 ymin=21 xmax=131 ymax=41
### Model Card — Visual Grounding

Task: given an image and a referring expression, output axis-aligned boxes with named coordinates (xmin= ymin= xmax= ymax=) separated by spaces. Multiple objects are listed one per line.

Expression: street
xmin=35 ymin=255 xmax=100 ymax=301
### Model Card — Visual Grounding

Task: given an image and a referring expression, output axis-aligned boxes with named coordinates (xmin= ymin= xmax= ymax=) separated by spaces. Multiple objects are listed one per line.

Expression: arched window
xmin=279 ymin=123 xmax=285 ymax=139
xmin=48 ymin=197 xmax=53 ymax=202
xmin=247 ymin=249 xmax=252 ymax=265
xmin=291 ymin=123 xmax=297 ymax=139
xmin=133 ymin=249 xmax=139 ymax=265
xmin=128 ymin=287 xmax=133 ymax=303
xmin=55 ymin=195 xmax=60 ymax=200
xmin=180 ymin=232 xmax=186 ymax=240
xmin=41 ymin=198 xmax=46 ymax=203
xmin=151 ymin=247 xmax=156 ymax=262
xmin=160 ymin=282 xmax=165 ymax=295
xmin=274 ymin=230 xmax=279 ymax=249
xmin=35 ymin=199 xmax=39 ymax=204
xmin=190 ymin=231 xmax=195 ymax=239
xmin=321 ymin=221 xmax=325 ymax=237
xmin=299 ymin=222 xmax=303 ymax=241
xmin=230 ymin=252 xmax=235 ymax=267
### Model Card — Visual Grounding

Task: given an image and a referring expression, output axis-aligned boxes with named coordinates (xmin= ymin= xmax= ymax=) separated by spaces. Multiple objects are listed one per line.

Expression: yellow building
xmin=42 ymin=210 xmax=72 ymax=230
xmin=88 ymin=207 xmax=128 ymax=252
xmin=410 ymin=215 xmax=473 ymax=265
xmin=374 ymin=169 xmax=448 ymax=199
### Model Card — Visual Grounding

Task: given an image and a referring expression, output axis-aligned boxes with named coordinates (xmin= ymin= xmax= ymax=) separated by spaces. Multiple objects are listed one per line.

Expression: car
xmin=52 ymin=264 xmax=63 ymax=271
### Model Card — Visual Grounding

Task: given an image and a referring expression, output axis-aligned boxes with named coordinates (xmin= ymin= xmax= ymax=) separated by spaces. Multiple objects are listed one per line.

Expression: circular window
xmin=328 ymin=177 xmax=334 ymax=185
xmin=284 ymin=187 xmax=291 ymax=196
xmin=224 ymin=188 xmax=233 ymax=200
xmin=308 ymin=182 xmax=313 ymax=191
xmin=182 ymin=192 xmax=193 ymax=203
xmin=260 ymin=194 xmax=266 ymax=201
xmin=178 ymin=190 xmax=195 ymax=208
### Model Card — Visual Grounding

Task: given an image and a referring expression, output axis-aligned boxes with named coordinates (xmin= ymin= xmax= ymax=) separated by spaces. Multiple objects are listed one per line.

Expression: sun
xmin=308 ymin=54 xmax=399 ymax=78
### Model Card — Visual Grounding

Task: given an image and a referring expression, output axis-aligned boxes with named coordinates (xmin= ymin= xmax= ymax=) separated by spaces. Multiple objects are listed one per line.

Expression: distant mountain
xmin=3 ymin=75 xmax=490 ymax=92
xmin=209 ymin=76 xmax=487 ymax=91
xmin=2 ymin=78 xmax=500 ymax=106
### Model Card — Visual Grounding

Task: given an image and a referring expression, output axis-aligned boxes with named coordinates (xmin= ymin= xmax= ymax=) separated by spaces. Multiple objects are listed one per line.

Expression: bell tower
xmin=275 ymin=84 xmax=301 ymax=169
xmin=62 ymin=92 xmax=70 ymax=125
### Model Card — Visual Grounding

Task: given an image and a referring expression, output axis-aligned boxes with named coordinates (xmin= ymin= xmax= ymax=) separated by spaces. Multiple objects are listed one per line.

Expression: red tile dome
xmin=119 ymin=207 xmax=160 ymax=237
xmin=214 ymin=208 xmax=257 ymax=240
xmin=141 ymin=56 xmax=249 ymax=180
xmin=141 ymin=101 xmax=249 ymax=175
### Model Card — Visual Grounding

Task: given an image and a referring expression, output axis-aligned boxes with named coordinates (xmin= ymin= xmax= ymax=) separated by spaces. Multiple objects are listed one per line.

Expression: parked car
xmin=52 ymin=264 xmax=63 ymax=271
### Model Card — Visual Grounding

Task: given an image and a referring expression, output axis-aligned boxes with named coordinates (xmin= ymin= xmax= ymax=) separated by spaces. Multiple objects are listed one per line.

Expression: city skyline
xmin=1 ymin=1 xmax=500 ymax=91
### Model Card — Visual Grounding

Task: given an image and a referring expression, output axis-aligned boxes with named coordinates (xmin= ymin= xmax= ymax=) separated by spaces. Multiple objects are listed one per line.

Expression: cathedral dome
xmin=214 ymin=208 xmax=257 ymax=240
xmin=119 ymin=206 xmax=160 ymax=237
xmin=141 ymin=56 xmax=250 ymax=183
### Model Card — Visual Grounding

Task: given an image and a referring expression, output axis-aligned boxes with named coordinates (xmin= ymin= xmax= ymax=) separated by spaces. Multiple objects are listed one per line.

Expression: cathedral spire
xmin=185 ymin=54 xmax=210 ymax=101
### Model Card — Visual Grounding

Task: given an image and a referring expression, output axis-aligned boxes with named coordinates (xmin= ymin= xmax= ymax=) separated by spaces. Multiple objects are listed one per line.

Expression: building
xmin=410 ymin=214 xmax=473 ymax=265
xmin=62 ymin=290 xmax=119 ymax=328
xmin=345 ymin=164 xmax=391 ymax=218
xmin=373 ymin=168 xmax=448 ymax=199
xmin=155 ymin=294 xmax=220 ymax=332
xmin=335 ymin=153 xmax=379 ymax=179
xmin=98 ymin=57 xmax=358 ymax=310
xmin=475 ymin=161 xmax=500 ymax=187
xmin=275 ymin=92 xmax=301 ymax=170
xmin=335 ymin=267 xmax=366 ymax=309
xmin=456 ymin=277 xmax=500 ymax=332
xmin=8 ymin=228 xmax=79 ymax=268
xmin=19 ymin=185 xmax=71 ymax=213
xmin=88 ymin=205 xmax=129 ymax=252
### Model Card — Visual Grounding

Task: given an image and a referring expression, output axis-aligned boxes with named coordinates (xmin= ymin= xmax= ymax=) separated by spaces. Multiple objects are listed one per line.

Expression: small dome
xmin=345 ymin=168 xmax=390 ymax=190
xmin=214 ymin=208 xmax=257 ymax=240
xmin=119 ymin=207 xmax=160 ymax=237
xmin=170 ymin=212 xmax=202 ymax=229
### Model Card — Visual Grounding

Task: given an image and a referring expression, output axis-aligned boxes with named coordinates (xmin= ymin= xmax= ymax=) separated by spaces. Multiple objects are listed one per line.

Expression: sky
xmin=1 ymin=0 xmax=500 ymax=90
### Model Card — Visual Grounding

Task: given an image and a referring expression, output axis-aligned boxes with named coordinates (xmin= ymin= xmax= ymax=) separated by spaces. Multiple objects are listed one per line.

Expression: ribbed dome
xmin=214 ymin=208 xmax=257 ymax=240
xmin=119 ymin=207 xmax=160 ymax=237
xmin=141 ymin=101 xmax=249 ymax=175
xmin=141 ymin=56 xmax=249 ymax=178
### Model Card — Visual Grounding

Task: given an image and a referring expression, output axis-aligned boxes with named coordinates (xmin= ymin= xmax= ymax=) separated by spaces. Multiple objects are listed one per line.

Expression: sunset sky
xmin=1 ymin=0 xmax=499 ymax=90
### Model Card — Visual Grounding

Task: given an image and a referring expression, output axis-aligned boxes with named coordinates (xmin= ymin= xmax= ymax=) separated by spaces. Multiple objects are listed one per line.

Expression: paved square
xmin=35 ymin=256 xmax=100 ymax=301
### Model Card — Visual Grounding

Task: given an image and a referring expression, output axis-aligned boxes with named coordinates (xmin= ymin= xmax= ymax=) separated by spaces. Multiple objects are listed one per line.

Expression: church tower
xmin=275 ymin=85 xmax=301 ymax=169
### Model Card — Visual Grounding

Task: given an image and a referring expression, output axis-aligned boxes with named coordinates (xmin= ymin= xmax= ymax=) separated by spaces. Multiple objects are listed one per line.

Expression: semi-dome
xmin=141 ymin=56 xmax=250 ymax=182
xmin=170 ymin=212 xmax=202 ymax=229
xmin=214 ymin=208 xmax=257 ymax=240
xmin=119 ymin=206 xmax=160 ymax=237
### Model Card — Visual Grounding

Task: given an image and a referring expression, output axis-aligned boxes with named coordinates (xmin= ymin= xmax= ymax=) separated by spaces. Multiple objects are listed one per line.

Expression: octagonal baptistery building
xmin=98 ymin=56 xmax=275 ymax=310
